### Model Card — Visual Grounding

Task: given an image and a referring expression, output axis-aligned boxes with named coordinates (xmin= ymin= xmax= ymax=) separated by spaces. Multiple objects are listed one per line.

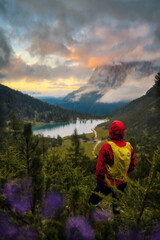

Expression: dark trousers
xmin=89 ymin=182 xmax=127 ymax=214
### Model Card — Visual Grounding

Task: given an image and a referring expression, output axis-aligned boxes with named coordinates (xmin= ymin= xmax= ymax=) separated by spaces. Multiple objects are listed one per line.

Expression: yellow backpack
xmin=105 ymin=141 xmax=131 ymax=181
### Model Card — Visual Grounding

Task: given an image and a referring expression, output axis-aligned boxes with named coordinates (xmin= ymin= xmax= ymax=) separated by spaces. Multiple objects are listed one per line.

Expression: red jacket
xmin=96 ymin=120 xmax=136 ymax=187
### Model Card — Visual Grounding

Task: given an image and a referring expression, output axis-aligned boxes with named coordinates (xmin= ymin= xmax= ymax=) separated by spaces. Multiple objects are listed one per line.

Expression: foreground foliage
xmin=0 ymin=119 xmax=160 ymax=240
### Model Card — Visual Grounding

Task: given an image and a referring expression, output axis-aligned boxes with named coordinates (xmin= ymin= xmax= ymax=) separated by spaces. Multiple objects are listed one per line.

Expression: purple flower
xmin=150 ymin=226 xmax=160 ymax=240
xmin=0 ymin=214 xmax=18 ymax=240
xmin=66 ymin=216 xmax=94 ymax=240
xmin=3 ymin=178 xmax=31 ymax=214
xmin=0 ymin=214 xmax=39 ymax=240
xmin=91 ymin=208 xmax=112 ymax=222
xmin=41 ymin=191 xmax=63 ymax=218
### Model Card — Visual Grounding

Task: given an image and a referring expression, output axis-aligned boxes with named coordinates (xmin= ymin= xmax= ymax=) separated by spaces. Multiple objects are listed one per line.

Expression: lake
xmin=33 ymin=119 xmax=106 ymax=138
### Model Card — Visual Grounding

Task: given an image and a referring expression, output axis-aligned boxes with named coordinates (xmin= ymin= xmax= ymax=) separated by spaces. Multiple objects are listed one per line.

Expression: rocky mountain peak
xmin=58 ymin=61 xmax=159 ymax=114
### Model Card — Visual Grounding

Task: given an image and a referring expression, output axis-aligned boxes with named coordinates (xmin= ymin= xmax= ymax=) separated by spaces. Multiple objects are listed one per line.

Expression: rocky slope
xmin=58 ymin=61 xmax=159 ymax=114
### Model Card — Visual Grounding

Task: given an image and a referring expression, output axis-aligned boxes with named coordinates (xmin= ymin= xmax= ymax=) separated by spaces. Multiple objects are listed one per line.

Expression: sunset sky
xmin=0 ymin=0 xmax=160 ymax=97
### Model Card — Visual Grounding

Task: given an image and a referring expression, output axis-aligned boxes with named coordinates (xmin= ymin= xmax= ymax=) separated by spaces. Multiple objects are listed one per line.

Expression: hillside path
xmin=91 ymin=128 xmax=101 ymax=158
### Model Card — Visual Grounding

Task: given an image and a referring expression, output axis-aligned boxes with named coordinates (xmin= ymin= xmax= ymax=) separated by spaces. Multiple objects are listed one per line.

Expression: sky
xmin=0 ymin=0 xmax=160 ymax=98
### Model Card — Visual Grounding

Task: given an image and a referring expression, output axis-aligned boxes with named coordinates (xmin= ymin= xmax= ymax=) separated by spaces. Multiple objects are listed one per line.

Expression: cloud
xmin=31 ymin=22 xmax=151 ymax=68
xmin=98 ymin=73 xmax=156 ymax=103
xmin=73 ymin=85 xmax=99 ymax=101
xmin=0 ymin=28 xmax=12 ymax=69
xmin=0 ymin=72 xmax=6 ymax=79
xmin=98 ymin=85 xmax=141 ymax=103
xmin=22 ymin=91 xmax=41 ymax=95
xmin=0 ymin=1 xmax=6 ymax=14
xmin=88 ymin=56 xmax=113 ymax=68
xmin=155 ymin=25 xmax=160 ymax=43
xmin=14 ymin=0 xmax=160 ymax=25
xmin=1 ymin=56 xmax=90 ymax=82
xmin=1 ymin=0 xmax=160 ymax=97
xmin=26 ymin=25 xmax=72 ymax=58
xmin=14 ymin=0 xmax=160 ymax=40
xmin=2 ymin=0 xmax=160 ymax=64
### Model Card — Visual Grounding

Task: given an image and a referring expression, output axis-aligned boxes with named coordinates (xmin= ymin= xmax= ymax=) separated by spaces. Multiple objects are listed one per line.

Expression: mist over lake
xmin=33 ymin=119 xmax=106 ymax=138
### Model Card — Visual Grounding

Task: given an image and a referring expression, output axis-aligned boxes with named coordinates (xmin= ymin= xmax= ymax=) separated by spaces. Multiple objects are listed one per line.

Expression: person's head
xmin=109 ymin=120 xmax=125 ymax=140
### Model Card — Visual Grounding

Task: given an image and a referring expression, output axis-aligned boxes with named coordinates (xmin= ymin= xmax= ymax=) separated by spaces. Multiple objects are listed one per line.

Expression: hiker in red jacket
xmin=89 ymin=120 xmax=136 ymax=214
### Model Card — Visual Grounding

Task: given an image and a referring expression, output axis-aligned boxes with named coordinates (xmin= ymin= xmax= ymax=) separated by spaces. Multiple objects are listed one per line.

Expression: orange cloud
xmin=88 ymin=56 xmax=113 ymax=68
xmin=17 ymin=54 xmax=22 ymax=63
xmin=68 ymin=46 xmax=114 ymax=68
xmin=68 ymin=46 xmax=81 ymax=61
xmin=130 ymin=45 xmax=143 ymax=57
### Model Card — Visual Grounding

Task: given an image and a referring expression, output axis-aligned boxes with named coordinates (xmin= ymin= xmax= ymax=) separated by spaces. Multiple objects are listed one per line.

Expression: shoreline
xmin=33 ymin=118 xmax=107 ymax=128
xmin=33 ymin=119 xmax=108 ymax=138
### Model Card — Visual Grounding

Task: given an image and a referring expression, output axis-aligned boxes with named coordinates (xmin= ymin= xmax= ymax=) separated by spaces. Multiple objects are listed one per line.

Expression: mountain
xmin=58 ymin=61 xmax=159 ymax=115
xmin=0 ymin=84 xmax=95 ymax=124
xmin=36 ymin=96 xmax=64 ymax=105
xmin=101 ymin=82 xmax=160 ymax=151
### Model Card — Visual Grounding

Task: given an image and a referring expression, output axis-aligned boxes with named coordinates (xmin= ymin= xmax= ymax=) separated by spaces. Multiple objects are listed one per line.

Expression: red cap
xmin=109 ymin=120 xmax=125 ymax=140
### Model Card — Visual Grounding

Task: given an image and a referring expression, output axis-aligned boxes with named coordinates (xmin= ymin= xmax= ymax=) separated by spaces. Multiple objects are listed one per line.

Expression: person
xmin=89 ymin=120 xmax=136 ymax=214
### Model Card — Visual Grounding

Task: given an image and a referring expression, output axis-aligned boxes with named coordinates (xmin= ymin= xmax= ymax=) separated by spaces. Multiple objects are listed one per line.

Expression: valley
xmin=0 ymin=66 xmax=160 ymax=240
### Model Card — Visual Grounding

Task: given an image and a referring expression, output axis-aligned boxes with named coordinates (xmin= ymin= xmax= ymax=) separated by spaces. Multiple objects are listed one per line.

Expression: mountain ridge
xmin=0 ymin=83 xmax=96 ymax=124
xmin=58 ymin=61 xmax=159 ymax=114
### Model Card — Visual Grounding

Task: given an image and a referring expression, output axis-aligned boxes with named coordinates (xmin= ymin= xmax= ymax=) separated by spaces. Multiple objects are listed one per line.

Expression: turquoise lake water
xmin=33 ymin=119 xmax=106 ymax=138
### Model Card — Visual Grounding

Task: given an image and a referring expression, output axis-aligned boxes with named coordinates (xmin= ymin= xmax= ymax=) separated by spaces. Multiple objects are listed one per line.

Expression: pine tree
xmin=31 ymin=148 xmax=45 ymax=214
xmin=8 ymin=111 xmax=21 ymax=132
xmin=20 ymin=123 xmax=39 ymax=175
xmin=23 ymin=123 xmax=33 ymax=175
xmin=67 ymin=129 xmax=85 ymax=167
xmin=57 ymin=135 xmax=63 ymax=146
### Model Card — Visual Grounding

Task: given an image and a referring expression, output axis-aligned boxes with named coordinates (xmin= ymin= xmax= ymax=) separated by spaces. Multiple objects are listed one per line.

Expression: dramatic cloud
xmin=0 ymin=56 xmax=90 ymax=96
xmin=0 ymin=0 xmax=160 ymax=97
xmin=0 ymin=29 xmax=12 ymax=69
xmin=1 ymin=57 xmax=90 ymax=82
xmin=27 ymin=26 xmax=71 ymax=58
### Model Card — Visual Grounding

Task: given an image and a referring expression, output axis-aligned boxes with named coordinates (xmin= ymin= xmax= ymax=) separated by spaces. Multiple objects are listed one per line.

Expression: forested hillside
xmin=0 ymin=116 xmax=160 ymax=239
xmin=0 ymin=84 xmax=95 ymax=124
xmin=101 ymin=76 xmax=160 ymax=152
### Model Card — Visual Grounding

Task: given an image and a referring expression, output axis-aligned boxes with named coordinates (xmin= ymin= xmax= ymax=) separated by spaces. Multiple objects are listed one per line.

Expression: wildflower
xmin=41 ymin=191 xmax=63 ymax=218
xmin=66 ymin=216 xmax=94 ymax=240
xmin=91 ymin=208 xmax=112 ymax=222
xmin=3 ymin=178 xmax=31 ymax=214
xmin=0 ymin=213 xmax=39 ymax=240
xmin=150 ymin=226 xmax=160 ymax=240
xmin=0 ymin=214 xmax=18 ymax=240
